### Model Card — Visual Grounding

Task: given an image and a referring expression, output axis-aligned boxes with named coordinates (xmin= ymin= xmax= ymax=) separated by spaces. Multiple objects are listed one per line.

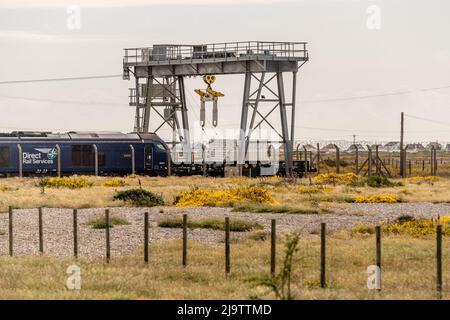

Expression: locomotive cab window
xmin=72 ymin=145 xmax=94 ymax=167
xmin=154 ymin=142 xmax=166 ymax=151
xmin=0 ymin=146 xmax=10 ymax=167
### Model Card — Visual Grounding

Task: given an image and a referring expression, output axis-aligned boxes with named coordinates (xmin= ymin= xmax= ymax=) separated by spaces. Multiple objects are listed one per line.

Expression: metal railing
xmin=123 ymin=41 xmax=308 ymax=65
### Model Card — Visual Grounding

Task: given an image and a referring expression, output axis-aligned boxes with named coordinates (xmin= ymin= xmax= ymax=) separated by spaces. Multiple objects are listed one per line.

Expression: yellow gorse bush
xmin=312 ymin=173 xmax=358 ymax=185
xmin=403 ymin=176 xmax=442 ymax=184
xmin=100 ymin=178 xmax=128 ymax=187
xmin=384 ymin=219 xmax=450 ymax=237
xmin=297 ymin=185 xmax=333 ymax=194
xmin=353 ymin=217 xmax=450 ymax=237
xmin=174 ymin=186 xmax=277 ymax=207
xmin=352 ymin=194 xmax=401 ymax=203
xmin=42 ymin=177 xmax=94 ymax=189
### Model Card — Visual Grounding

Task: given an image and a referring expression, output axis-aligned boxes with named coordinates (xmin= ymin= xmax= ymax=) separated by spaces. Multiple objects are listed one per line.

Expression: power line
xmin=404 ymin=114 xmax=450 ymax=128
xmin=300 ymin=85 xmax=450 ymax=104
xmin=1 ymin=73 xmax=450 ymax=104
xmin=0 ymin=74 xmax=122 ymax=85
xmin=0 ymin=95 xmax=126 ymax=108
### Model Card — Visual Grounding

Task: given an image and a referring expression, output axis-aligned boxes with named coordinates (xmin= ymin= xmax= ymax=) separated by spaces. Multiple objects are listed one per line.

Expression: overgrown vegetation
xmin=231 ymin=204 xmax=328 ymax=214
xmin=158 ymin=217 xmax=263 ymax=232
xmin=173 ymin=186 xmax=277 ymax=207
xmin=40 ymin=177 xmax=94 ymax=189
xmin=86 ymin=216 xmax=130 ymax=229
xmin=404 ymin=176 xmax=442 ymax=184
xmin=352 ymin=215 xmax=450 ymax=237
xmin=249 ymin=232 xmax=300 ymax=300
xmin=100 ymin=178 xmax=128 ymax=187
xmin=365 ymin=175 xmax=403 ymax=188
xmin=113 ymin=189 xmax=165 ymax=207
xmin=312 ymin=173 xmax=359 ymax=185
xmin=350 ymin=194 xmax=402 ymax=203
xmin=297 ymin=185 xmax=333 ymax=194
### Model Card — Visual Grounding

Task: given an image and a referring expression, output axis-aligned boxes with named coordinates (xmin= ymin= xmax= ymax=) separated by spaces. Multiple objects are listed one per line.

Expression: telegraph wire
xmin=1 ymin=73 xmax=450 ymax=103
xmin=404 ymin=114 xmax=450 ymax=128
xmin=0 ymin=95 xmax=126 ymax=107
xmin=0 ymin=74 xmax=122 ymax=85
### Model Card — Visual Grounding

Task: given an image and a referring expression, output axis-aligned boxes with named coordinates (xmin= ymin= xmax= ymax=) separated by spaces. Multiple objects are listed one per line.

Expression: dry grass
xmin=1 ymin=175 xmax=450 ymax=212
xmin=0 ymin=232 xmax=448 ymax=299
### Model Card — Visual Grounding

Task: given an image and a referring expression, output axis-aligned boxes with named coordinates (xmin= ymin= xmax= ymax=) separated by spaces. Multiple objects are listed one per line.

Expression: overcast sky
xmin=1 ymin=0 xmax=450 ymax=143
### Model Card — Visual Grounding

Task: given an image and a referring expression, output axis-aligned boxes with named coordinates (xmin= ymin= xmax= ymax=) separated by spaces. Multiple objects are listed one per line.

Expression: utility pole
xmin=400 ymin=112 xmax=405 ymax=178
xmin=353 ymin=134 xmax=356 ymax=145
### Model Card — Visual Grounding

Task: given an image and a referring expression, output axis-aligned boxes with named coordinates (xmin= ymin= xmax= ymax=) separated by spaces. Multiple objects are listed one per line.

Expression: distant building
xmin=405 ymin=143 xmax=426 ymax=153
xmin=426 ymin=142 xmax=442 ymax=151
xmin=384 ymin=141 xmax=400 ymax=152
xmin=346 ymin=144 xmax=366 ymax=152
xmin=320 ymin=143 xmax=337 ymax=153
xmin=303 ymin=144 xmax=316 ymax=152
xmin=445 ymin=144 xmax=450 ymax=151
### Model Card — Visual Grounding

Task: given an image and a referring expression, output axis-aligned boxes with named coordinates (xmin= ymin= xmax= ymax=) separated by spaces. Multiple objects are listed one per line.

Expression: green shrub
xmin=158 ymin=218 xmax=263 ymax=232
xmin=365 ymin=175 xmax=402 ymax=188
xmin=86 ymin=216 xmax=130 ymax=229
xmin=394 ymin=215 xmax=415 ymax=224
xmin=113 ymin=189 xmax=164 ymax=207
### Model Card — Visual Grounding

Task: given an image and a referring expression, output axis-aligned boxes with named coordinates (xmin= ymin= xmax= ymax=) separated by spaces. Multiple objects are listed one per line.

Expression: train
xmin=0 ymin=131 xmax=313 ymax=177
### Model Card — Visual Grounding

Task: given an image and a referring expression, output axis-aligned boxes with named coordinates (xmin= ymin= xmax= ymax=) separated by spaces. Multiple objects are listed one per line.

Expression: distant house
xmin=405 ymin=143 xmax=426 ymax=153
xmin=426 ymin=142 xmax=442 ymax=151
xmin=320 ymin=143 xmax=337 ymax=153
xmin=384 ymin=141 xmax=400 ymax=152
xmin=369 ymin=144 xmax=388 ymax=152
xmin=346 ymin=144 xmax=365 ymax=152
xmin=303 ymin=144 xmax=316 ymax=152
xmin=445 ymin=144 xmax=450 ymax=151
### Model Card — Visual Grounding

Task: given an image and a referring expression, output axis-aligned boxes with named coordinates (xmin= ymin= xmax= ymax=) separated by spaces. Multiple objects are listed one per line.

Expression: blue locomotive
xmin=0 ymin=131 xmax=314 ymax=177
xmin=0 ymin=131 xmax=169 ymax=177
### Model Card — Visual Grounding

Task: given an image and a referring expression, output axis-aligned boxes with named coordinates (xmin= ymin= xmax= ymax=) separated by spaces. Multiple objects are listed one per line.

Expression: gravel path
xmin=0 ymin=203 xmax=449 ymax=258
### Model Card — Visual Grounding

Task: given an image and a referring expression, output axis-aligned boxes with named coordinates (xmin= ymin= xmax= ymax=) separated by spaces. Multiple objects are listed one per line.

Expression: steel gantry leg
xmin=290 ymin=71 xmax=297 ymax=160
xmin=238 ymin=72 xmax=252 ymax=176
xmin=134 ymin=76 xmax=141 ymax=132
xmin=277 ymin=72 xmax=293 ymax=176
xmin=178 ymin=76 xmax=191 ymax=163
xmin=245 ymin=72 xmax=265 ymax=155
xmin=143 ymin=76 xmax=153 ymax=132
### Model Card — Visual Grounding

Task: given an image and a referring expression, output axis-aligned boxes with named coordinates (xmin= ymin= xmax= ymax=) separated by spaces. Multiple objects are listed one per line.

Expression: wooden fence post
xmin=320 ymin=222 xmax=327 ymax=288
xmin=375 ymin=225 xmax=382 ymax=291
xmin=316 ymin=143 xmax=320 ymax=174
xmin=270 ymin=219 xmax=276 ymax=274
xmin=436 ymin=224 xmax=442 ymax=299
xmin=105 ymin=209 xmax=110 ymax=263
xmin=225 ymin=217 xmax=231 ymax=274
xmin=183 ymin=214 xmax=187 ymax=267
xmin=73 ymin=209 xmax=78 ymax=258
xmin=38 ymin=207 xmax=44 ymax=254
xmin=144 ymin=212 xmax=149 ymax=263
xmin=334 ymin=145 xmax=340 ymax=174
xmin=8 ymin=206 xmax=13 ymax=256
